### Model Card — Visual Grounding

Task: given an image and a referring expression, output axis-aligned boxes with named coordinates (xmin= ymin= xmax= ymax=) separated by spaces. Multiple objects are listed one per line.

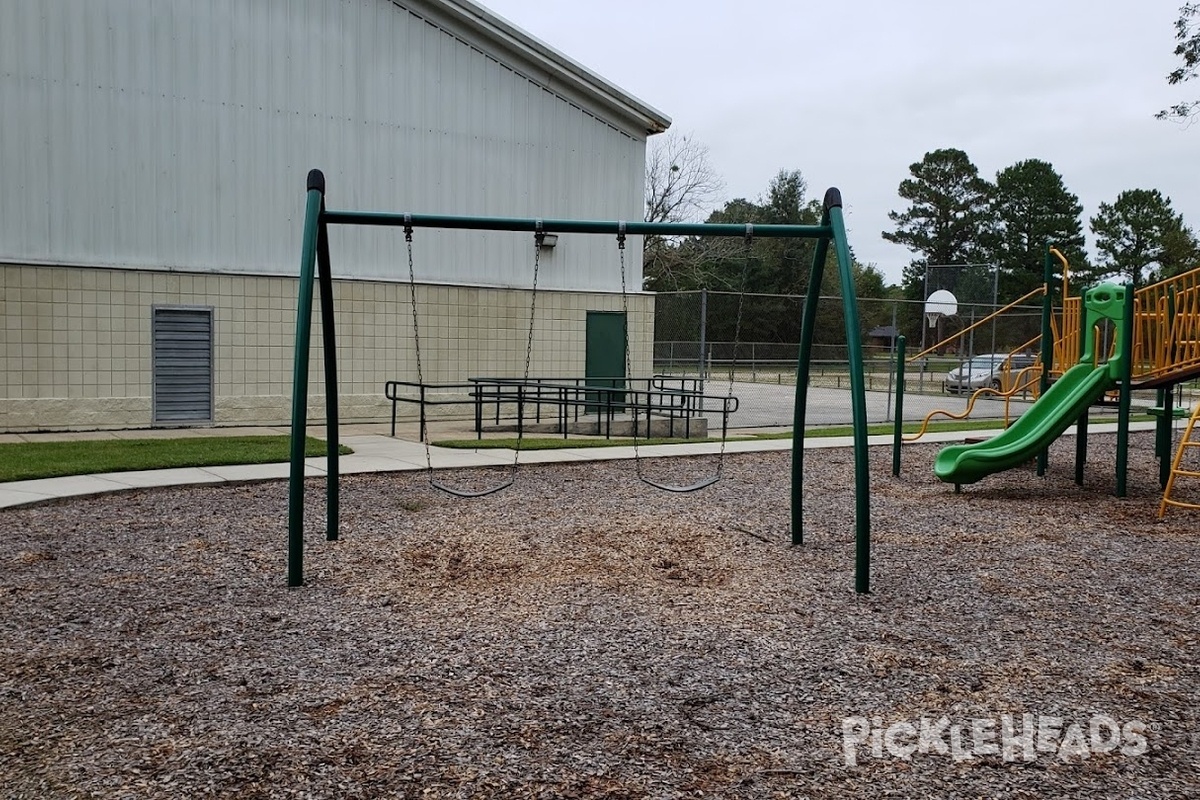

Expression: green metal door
xmin=585 ymin=311 xmax=626 ymax=410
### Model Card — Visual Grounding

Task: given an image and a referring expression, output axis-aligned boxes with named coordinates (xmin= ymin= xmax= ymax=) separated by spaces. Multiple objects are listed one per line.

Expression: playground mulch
xmin=1 ymin=431 xmax=1198 ymax=798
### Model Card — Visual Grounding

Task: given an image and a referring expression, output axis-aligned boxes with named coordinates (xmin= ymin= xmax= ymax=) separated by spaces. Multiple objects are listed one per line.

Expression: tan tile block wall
xmin=0 ymin=264 xmax=653 ymax=431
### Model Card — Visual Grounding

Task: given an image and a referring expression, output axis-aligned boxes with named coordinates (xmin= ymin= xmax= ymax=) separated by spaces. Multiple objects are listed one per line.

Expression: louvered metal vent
xmin=152 ymin=306 xmax=214 ymax=424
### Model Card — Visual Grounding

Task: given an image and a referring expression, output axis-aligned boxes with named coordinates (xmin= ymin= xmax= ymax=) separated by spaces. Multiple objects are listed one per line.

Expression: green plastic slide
xmin=933 ymin=281 xmax=1130 ymax=486
xmin=933 ymin=362 xmax=1116 ymax=485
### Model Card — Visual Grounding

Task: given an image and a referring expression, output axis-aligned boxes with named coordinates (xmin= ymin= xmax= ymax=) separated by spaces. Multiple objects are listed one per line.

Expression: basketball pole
xmin=921 ymin=268 xmax=929 ymax=359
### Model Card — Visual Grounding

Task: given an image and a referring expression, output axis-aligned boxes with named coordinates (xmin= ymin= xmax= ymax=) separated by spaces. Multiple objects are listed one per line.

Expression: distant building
xmin=0 ymin=0 xmax=669 ymax=431
xmin=867 ymin=325 xmax=900 ymax=352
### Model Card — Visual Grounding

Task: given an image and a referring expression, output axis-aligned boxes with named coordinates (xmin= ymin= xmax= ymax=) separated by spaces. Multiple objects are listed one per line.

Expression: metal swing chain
xmin=617 ymin=225 xmax=753 ymax=488
xmin=404 ymin=219 xmax=437 ymax=485
xmin=616 ymin=226 xmax=645 ymax=472
xmin=516 ymin=227 xmax=545 ymax=458
xmin=405 ymin=221 xmax=542 ymax=494
xmin=717 ymin=227 xmax=755 ymax=478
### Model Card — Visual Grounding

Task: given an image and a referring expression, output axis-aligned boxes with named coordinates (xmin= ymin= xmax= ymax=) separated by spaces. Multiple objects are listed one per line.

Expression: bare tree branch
xmin=642 ymin=131 xmax=727 ymax=289
xmin=642 ymin=235 xmax=746 ymax=292
xmin=644 ymin=131 xmax=724 ymax=225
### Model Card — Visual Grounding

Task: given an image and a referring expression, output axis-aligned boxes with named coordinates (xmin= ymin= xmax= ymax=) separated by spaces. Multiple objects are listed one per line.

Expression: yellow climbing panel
xmin=1159 ymin=401 xmax=1200 ymax=518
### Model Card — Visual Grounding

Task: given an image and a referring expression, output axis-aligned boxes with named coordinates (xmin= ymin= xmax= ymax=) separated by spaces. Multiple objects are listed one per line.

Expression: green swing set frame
xmin=287 ymin=169 xmax=875 ymax=592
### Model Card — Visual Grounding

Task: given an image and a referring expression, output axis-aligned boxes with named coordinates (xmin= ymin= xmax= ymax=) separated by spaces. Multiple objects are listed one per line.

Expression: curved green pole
xmin=288 ymin=170 xmax=325 ymax=587
xmin=1074 ymin=281 xmax=1090 ymax=485
xmin=1037 ymin=244 xmax=1054 ymax=476
xmin=892 ymin=336 xmax=906 ymax=476
xmin=1074 ymin=287 xmax=1092 ymax=487
xmin=828 ymin=197 xmax=872 ymax=594
xmin=791 ymin=235 xmax=828 ymax=548
xmin=791 ymin=189 xmax=872 ymax=593
xmin=1155 ymin=288 xmax=1178 ymax=487
xmin=1115 ymin=283 xmax=1135 ymax=497
xmin=315 ymin=209 xmax=339 ymax=541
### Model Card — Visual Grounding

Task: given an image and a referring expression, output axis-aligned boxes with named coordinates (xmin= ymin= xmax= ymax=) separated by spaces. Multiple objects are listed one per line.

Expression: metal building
xmin=0 ymin=0 xmax=669 ymax=430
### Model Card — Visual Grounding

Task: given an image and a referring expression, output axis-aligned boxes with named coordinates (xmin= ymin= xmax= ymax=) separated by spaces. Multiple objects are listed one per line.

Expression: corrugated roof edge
xmin=433 ymin=0 xmax=672 ymax=136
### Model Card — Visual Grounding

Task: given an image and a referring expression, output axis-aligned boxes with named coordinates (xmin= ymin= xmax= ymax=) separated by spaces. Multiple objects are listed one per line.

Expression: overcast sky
xmin=483 ymin=0 xmax=1197 ymax=286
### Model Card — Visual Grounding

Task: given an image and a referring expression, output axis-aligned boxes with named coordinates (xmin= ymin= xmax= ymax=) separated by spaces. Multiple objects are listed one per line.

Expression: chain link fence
xmin=653 ymin=289 xmax=1093 ymax=430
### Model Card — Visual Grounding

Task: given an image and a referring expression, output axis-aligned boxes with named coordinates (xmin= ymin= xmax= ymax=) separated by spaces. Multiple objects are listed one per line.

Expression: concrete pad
xmin=723 ymin=438 xmax=795 ymax=453
xmin=107 ymin=428 xmax=209 ymax=440
xmin=298 ymin=425 xmax=383 ymax=440
xmin=426 ymin=450 xmax=515 ymax=469
xmin=635 ymin=443 xmax=725 ymax=458
xmin=336 ymin=456 xmax=428 ymax=474
xmin=2 ymin=474 xmax=137 ymax=500
xmin=521 ymin=449 xmax=618 ymax=464
xmin=8 ymin=431 xmax=123 ymax=442
xmin=512 ymin=449 xmax=596 ymax=464
xmin=328 ymin=423 xmax=393 ymax=436
xmin=560 ymin=446 xmax=639 ymax=460
xmin=128 ymin=424 xmax=283 ymax=438
xmin=236 ymin=427 xmax=291 ymax=437
xmin=198 ymin=463 xmax=291 ymax=482
xmin=0 ymin=486 xmax=60 ymax=509
xmin=338 ymin=436 xmax=428 ymax=457
xmin=90 ymin=467 xmax=228 ymax=489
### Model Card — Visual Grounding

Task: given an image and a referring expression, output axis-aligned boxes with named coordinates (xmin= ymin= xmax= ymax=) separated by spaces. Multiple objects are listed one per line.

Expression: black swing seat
xmin=430 ymin=476 xmax=514 ymax=499
xmin=638 ymin=474 xmax=720 ymax=493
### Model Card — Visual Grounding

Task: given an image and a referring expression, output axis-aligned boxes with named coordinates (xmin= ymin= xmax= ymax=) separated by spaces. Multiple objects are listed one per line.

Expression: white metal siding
xmin=0 ymin=0 xmax=647 ymax=292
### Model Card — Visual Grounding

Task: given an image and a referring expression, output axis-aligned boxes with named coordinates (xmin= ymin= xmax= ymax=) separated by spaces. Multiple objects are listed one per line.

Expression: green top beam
xmin=321 ymin=210 xmax=831 ymax=239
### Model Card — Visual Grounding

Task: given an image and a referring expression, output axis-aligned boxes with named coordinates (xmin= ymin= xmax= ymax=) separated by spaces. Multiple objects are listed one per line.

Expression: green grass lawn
xmin=0 ymin=436 xmax=348 ymax=483
xmin=2 ymin=411 xmax=1156 ymax=482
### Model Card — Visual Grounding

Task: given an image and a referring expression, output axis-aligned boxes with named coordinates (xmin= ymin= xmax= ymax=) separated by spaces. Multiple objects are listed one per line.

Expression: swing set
xmin=616 ymin=222 xmax=753 ymax=493
xmin=287 ymin=169 xmax=874 ymax=591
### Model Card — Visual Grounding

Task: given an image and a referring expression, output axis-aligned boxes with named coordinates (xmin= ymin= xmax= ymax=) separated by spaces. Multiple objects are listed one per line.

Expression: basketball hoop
xmin=923 ymin=289 xmax=958 ymax=328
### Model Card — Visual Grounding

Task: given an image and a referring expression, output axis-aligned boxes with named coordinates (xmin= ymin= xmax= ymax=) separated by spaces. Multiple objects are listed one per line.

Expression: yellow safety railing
xmin=907 ymin=286 xmax=1045 ymax=364
xmin=1132 ymin=268 xmax=1200 ymax=381
xmin=903 ymin=259 xmax=1200 ymax=448
xmin=1010 ymin=333 xmax=1044 ymax=393
xmin=903 ymin=280 xmax=1047 ymax=445
xmin=1045 ymin=266 xmax=1200 ymax=384
xmin=1158 ymin=400 xmax=1200 ymax=518
xmin=909 ymin=249 xmax=1073 ymax=372
xmin=903 ymin=364 xmax=1044 ymax=442
xmin=1052 ymin=296 xmax=1081 ymax=375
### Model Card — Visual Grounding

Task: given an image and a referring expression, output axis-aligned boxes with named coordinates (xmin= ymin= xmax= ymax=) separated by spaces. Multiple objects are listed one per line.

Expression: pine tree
xmin=1087 ymin=189 xmax=1199 ymax=287
xmin=987 ymin=159 xmax=1086 ymax=299
xmin=883 ymin=148 xmax=995 ymax=302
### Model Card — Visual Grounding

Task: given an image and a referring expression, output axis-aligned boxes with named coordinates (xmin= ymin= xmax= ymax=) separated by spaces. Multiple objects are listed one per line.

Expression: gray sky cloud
xmin=484 ymin=0 xmax=1197 ymax=285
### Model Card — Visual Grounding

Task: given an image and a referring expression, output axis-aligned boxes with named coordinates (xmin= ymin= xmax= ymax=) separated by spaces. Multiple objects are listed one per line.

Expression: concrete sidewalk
xmin=0 ymin=420 xmax=1162 ymax=510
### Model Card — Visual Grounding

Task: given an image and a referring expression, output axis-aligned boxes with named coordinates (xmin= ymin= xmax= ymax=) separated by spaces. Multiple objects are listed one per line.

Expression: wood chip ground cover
xmin=1 ymin=432 xmax=1197 ymax=798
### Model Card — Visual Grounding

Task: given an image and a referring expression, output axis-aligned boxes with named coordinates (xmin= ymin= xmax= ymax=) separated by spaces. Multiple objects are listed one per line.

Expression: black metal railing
xmin=383 ymin=375 xmax=738 ymax=442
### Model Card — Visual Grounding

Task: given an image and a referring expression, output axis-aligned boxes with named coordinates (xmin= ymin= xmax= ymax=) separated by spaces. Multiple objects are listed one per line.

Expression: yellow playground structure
xmin=1160 ymin=400 xmax=1200 ymax=518
xmin=896 ymin=247 xmax=1200 ymax=511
